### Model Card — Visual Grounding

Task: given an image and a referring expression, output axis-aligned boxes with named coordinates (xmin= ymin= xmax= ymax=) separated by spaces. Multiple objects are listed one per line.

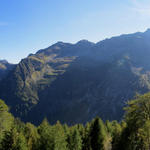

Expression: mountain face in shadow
xmin=0 ymin=29 xmax=150 ymax=125
xmin=0 ymin=60 xmax=15 ymax=80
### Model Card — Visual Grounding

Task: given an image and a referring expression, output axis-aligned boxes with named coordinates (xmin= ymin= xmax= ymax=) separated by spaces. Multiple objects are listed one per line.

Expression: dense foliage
xmin=1 ymin=92 xmax=150 ymax=149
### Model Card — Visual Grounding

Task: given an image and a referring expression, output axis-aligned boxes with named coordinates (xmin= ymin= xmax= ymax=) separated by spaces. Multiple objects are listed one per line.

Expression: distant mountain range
xmin=0 ymin=29 xmax=150 ymax=125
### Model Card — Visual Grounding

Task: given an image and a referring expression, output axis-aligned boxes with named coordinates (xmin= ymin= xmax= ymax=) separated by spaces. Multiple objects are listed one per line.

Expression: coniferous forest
xmin=1 ymin=92 xmax=150 ymax=150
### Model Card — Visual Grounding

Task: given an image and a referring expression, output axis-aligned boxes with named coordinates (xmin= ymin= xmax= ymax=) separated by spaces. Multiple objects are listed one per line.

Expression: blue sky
xmin=1 ymin=0 xmax=150 ymax=63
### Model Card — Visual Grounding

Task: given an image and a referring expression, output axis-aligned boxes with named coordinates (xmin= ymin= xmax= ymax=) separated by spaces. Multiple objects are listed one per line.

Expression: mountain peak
xmin=0 ymin=59 xmax=8 ymax=64
xmin=55 ymin=41 xmax=65 ymax=45
xmin=144 ymin=28 xmax=150 ymax=34
xmin=76 ymin=40 xmax=95 ymax=46
xmin=50 ymin=41 xmax=71 ymax=48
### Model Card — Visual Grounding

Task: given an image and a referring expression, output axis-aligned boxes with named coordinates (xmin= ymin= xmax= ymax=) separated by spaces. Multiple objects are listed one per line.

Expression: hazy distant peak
xmin=52 ymin=41 xmax=65 ymax=46
xmin=48 ymin=41 xmax=72 ymax=49
xmin=0 ymin=59 xmax=9 ymax=64
xmin=144 ymin=28 xmax=150 ymax=34
xmin=76 ymin=40 xmax=95 ymax=46
xmin=56 ymin=41 xmax=65 ymax=44
xmin=53 ymin=41 xmax=71 ymax=46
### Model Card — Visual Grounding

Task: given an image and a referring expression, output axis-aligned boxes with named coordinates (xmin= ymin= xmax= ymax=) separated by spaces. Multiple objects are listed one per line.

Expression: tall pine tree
xmin=90 ymin=117 xmax=110 ymax=150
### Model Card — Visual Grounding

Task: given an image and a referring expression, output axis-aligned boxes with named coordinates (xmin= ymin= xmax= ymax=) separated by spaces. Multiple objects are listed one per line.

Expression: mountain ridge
xmin=0 ymin=29 xmax=150 ymax=125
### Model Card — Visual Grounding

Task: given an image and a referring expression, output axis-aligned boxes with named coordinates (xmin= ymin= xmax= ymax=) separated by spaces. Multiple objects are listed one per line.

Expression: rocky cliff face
xmin=0 ymin=30 xmax=150 ymax=125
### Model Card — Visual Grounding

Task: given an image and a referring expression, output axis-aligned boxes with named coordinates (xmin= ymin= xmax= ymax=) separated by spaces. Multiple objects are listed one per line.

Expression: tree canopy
xmin=1 ymin=93 xmax=150 ymax=150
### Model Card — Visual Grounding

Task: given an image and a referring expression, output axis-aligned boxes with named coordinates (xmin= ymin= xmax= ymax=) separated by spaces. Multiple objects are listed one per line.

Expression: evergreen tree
xmin=138 ymin=120 xmax=150 ymax=150
xmin=82 ymin=123 xmax=92 ymax=150
xmin=90 ymin=117 xmax=110 ymax=150
xmin=0 ymin=130 xmax=14 ymax=150
xmin=38 ymin=118 xmax=53 ymax=150
xmin=72 ymin=129 xmax=82 ymax=150
xmin=53 ymin=121 xmax=68 ymax=150
xmin=13 ymin=132 xmax=28 ymax=150
xmin=0 ymin=100 xmax=14 ymax=149
xmin=1 ymin=127 xmax=28 ymax=150
xmin=118 ymin=93 xmax=150 ymax=150
xmin=67 ymin=128 xmax=82 ymax=150
xmin=25 ymin=123 xmax=39 ymax=150
xmin=106 ymin=120 xmax=121 ymax=150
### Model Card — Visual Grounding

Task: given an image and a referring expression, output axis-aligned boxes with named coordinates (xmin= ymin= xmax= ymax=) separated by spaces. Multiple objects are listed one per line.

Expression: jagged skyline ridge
xmin=1 ymin=0 xmax=150 ymax=63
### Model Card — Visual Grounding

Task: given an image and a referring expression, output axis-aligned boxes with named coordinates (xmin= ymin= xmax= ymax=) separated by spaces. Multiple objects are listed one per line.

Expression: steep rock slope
xmin=0 ymin=30 xmax=150 ymax=125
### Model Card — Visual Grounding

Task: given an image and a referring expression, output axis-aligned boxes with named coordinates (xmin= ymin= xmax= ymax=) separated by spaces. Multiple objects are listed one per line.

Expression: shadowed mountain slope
xmin=0 ymin=60 xmax=15 ymax=80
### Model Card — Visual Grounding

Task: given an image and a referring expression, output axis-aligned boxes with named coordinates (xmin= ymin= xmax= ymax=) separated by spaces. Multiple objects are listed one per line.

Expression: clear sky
xmin=1 ymin=0 xmax=150 ymax=63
